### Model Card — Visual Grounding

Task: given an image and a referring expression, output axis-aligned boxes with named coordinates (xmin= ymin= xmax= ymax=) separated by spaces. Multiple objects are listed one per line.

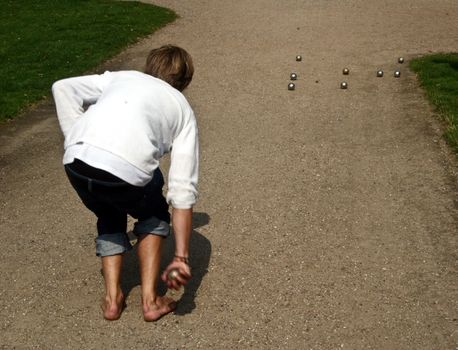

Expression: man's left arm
xmin=161 ymin=207 xmax=193 ymax=290
xmin=162 ymin=110 xmax=199 ymax=289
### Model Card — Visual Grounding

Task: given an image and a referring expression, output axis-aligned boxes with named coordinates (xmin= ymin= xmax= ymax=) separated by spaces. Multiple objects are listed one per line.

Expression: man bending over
xmin=52 ymin=45 xmax=198 ymax=321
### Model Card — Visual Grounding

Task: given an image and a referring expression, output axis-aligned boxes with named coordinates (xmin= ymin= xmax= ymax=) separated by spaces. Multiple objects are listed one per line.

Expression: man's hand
xmin=162 ymin=207 xmax=193 ymax=290
xmin=161 ymin=258 xmax=191 ymax=290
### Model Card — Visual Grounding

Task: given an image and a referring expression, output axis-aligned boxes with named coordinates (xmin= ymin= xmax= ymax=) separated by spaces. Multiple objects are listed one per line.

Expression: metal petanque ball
xmin=296 ymin=55 xmax=302 ymax=62
xmin=290 ymin=73 xmax=298 ymax=80
xmin=342 ymin=68 xmax=350 ymax=75
xmin=340 ymin=81 xmax=348 ymax=89
xmin=377 ymin=70 xmax=384 ymax=77
xmin=167 ymin=268 xmax=180 ymax=281
xmin=394 ymin=71 xmax=401 ymax=78
xmin=288 ymin=82 xmax=296 ymax=90
xmin=398 ymin=57 xmax=405 ymax=64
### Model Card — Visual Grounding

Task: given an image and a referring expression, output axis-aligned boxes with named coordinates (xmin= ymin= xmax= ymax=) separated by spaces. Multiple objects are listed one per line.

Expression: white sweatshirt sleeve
xmin=51 ymin=72 xmax=110 ymax=137
xmin=167 ymin=111 xmax=199 ymax=209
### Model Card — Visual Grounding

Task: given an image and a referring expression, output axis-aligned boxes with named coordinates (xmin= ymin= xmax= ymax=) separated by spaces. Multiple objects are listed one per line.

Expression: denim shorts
xmin=65 ymin=159 xmax=170 ymax=257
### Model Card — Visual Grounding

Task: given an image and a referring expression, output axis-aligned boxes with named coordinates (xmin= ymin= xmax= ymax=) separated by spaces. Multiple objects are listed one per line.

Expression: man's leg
xmin=101 ymin=254 xmax=125 ymax=320
xmin=137 ymin=234 xmax=176 ymax=321
xmin=65 ymin=161 xmax=131 ymax=320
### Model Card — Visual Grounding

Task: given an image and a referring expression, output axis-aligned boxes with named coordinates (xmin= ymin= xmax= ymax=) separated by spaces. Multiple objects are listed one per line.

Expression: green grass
xmin=410 ymin=53 xmax=458 ymax=153
xmin=0 ymin=0 xmax=176 ymax=121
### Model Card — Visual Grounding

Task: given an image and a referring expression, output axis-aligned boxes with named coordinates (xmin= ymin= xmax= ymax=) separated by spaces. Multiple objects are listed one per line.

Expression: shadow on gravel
xmin=121 ymin=212 xmax=211 ymax=315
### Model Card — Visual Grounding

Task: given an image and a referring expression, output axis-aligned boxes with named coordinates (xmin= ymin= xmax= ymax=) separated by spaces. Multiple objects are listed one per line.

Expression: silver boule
xmin=398 ymin=57 xmax=404 ymax=64
xmin=296 ymin=55 xmax=302 ymax=62
xmin=288 ymin=82 xmax=295 ymax=90
xmin=340 ymin=81 xmax=348 ymax=89
xmin=377 ymin=70 xmax=384 ymax=77
xmin=394 ymin=71 xmax=401 ymax=78
xmin=342 ymin=68 xmax=350 ymax=75
xmin=167 ymin=268 xmax=180 ymax=281
xmin=290 ymin=72 xmax=298 ymax=80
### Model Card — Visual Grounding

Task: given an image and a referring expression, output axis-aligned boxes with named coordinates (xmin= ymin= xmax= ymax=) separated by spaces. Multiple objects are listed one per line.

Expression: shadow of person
xmin=121 ymin=212 xmax=211 ymax=315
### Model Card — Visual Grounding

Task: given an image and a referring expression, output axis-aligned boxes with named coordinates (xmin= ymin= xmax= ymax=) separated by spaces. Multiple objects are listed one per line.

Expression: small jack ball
xmin=290 ymin=73 xmax=298 ymax=80
xmin=340 ymin=81 xmax=348 ymax=89
xmin=342 ymin=68 xmax=350 ymax=75
xmin=398 ymin=57 xmax=405 ymax=64
xmin=288 ymin=83 xmax=296 ymax=90
xmin=377 ymin=70 xmax=384 ymax=77
xmin=394 ymin=71 xmax=401 ymax=78
xmin=296 ymin=55 xmax=302 ymax=61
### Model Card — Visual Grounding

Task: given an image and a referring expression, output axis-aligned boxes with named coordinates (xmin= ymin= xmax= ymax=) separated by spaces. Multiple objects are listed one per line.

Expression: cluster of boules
xmin=287 ymin=55 xmax=301 ymax=90
xmin=376 ymin=58 xmax=404 ymax=78
xmin=339 ymin=57 xmax=405 ymax=89
xmin=340 ymin=67 xmax=350 ymax=89
xmin=288 ymin=56 xmax=405 ymax=91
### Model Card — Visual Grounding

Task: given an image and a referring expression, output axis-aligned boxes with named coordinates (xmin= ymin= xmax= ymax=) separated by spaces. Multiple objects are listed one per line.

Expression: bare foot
xmin=101 ymin=292 xmax=125 ymax=321
xmin=142 ymin=296 xmax=176 ymax=322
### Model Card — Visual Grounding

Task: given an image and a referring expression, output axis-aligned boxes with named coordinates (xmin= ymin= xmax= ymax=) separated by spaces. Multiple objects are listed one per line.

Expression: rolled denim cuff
xmin=133 ymin=216 xmax=170 ymax=238
xmin=96 ymin=232 xmax=132 ymax=257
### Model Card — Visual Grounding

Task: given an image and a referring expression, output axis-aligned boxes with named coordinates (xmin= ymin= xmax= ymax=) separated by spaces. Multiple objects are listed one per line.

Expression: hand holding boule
xmin=161 ymin=261 xmax=191 ymax=290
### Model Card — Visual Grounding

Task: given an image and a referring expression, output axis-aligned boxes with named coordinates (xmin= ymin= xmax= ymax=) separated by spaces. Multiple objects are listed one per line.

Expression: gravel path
xmin=0 ymin=1 xmax=457 ymax=349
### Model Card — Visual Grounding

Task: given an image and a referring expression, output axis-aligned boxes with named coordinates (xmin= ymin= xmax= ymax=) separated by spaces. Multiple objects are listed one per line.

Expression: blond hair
xmin=145 ymin=45 xmax=194 ymax=91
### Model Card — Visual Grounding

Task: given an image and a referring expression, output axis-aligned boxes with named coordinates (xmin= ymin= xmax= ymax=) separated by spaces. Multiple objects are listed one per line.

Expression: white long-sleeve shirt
xmin=52 ymin=70 xmax=199 ymax=209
